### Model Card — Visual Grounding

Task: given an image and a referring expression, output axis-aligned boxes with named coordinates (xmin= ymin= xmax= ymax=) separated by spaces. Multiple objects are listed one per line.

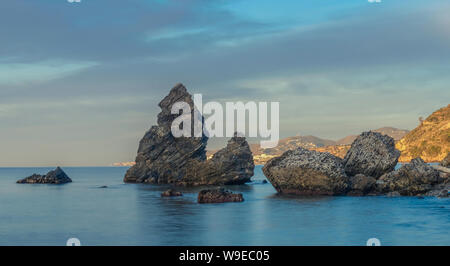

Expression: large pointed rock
xmin=343 ymin=131 xmax=400 ymax=179
xmin=263 ymin=148 xmax=349 ymax=195
xmin=17 ymin=167 xmax=72 ymax=184
xmin=124 ymin=83 xmax=254 ymax=185
xmin=124 ymin=83 xmax=208 ymax=184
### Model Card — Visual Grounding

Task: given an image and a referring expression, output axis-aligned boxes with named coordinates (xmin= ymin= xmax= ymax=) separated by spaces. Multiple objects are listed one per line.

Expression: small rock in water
xmin=16 ymin=167 xmax=72 ymax=184
xmin=99 ymin=185 xmax=108 ymax=188
xmin=262 ymin=180 xmax=268 ymax=184
xmin=417 ymin=196 xmax=425 ymax=199
xmin=197 ymin=188 xmax=244 ymax=203
xmin=161 ymin=189 xmax=183 ymax=197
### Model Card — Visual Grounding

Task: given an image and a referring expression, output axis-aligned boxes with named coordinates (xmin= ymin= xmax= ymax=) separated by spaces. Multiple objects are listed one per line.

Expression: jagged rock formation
xmin=397 ymin=104 xmax=450 ymax=162
xmin=343 ymin=132 xmax=400 ymax=179
xmin=183 ymin=133 xmax=254 ymax=185
xmin=124 ymin=83 xmax=208 ymax=184
xmin=124 ymin=83 xmax=254 ymax=185
xmin=197 ymin=188 xmax=244 ymax=203
xmin=441 ymin=153 xmax=450 ymax=167
xmin=17 ymin=167 xmax=72 ymax=184
xmin=263 ymin=148 xmax=349 ymax=195
xmin=376 ymin=158 xmax=441 ymax=196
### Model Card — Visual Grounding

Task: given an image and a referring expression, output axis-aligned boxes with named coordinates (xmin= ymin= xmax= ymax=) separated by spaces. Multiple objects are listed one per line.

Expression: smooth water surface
xmin=0 ymin=166 xmax=449 ymax=246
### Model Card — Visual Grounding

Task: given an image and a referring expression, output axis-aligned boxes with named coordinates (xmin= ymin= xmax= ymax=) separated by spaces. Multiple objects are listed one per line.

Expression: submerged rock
xmin=161 ymin=189 xmax=183 ymax=197
xmin=263 ymin=148 xmax=349 ymax=195
xmin=17 ymin=167 xmax=72 ymax=184
xmin=197 ymin=188 xmax=244 ymax=203
xmin=441 ymin=153 xmax=450 ymax=168
xmin=124 ymin=83 xmax=254 ymax=186
xmin=343 ymin=131 xmax=400 ymax=179
xmin=347 ymin=174 xmax=376 ymax=196
xmin=377 ymin=158 xmax=441 ymax=196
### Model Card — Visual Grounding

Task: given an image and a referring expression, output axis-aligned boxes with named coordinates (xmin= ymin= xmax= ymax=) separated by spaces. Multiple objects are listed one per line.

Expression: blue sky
xmin=0 ymin=0 xmax=449 ymax=166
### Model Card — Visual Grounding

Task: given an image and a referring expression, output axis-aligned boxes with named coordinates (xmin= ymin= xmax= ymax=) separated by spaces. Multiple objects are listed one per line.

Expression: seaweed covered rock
xmin=197 ymin=188 xmax=244 ymax=203
xmin=343 ymin=131 xmax=400 ymax=179
xmin=17 ymin=167 xmax=72 ymax=184
xmin=377 ymin=158 xmax=441 ymax=196
xmin=263 ymin=148 xmax=349 ymax=195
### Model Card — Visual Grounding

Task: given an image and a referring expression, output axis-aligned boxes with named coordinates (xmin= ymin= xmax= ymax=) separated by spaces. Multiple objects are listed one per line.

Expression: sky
xmin=0 ymin=0 xmax=449 ymax=166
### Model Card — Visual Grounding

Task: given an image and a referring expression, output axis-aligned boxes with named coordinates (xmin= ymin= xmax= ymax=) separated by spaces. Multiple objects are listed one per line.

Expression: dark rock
xmin=17 ymin=167 xmax=72 ymax=184
xmin=262 ymin=148 xmax=349 ymax=195
xmin=417 ymin=196 xmax=425 ymax=199
xmin=124 ymin=83 xmax=208 ymax=184
xmin=347 ymin=174 xmax=376 ymax=196
xmin=182 ymin=132 xmax=254 ymax=185
xmin=343 ymin=131 xmax=400 ymax=179
xmin=99 ymin=185 xmax=108 ymax=188
xmin=262 ymin=180 xmax=268 ymax=184
xmin=377 ymin=158 xmax=441 ymax=196
xmin=124 ymin=83 xmax=254 ymax=186
xmin=437 ymin=190 xmax=449 ymax=198
xmin=441 ymin=153 xmax=450 ymax=168
xmin=197 ymin=188 xmax=244 ymax=203
xmin=161 ymin=189 xmax=183 ymax=197
xmin=386 ymin=191 xmax=401 ymax=197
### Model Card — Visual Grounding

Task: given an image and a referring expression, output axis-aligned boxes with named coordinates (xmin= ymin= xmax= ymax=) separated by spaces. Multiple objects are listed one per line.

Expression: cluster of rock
xmin=197 ymin=188 xmax=244 ymax=203
xmin=17 ymin=167 xmax=72 ymax=184
xmin=263 ymin=131 xmax=450 ymax=197
xmin=124 ymin=83 xmax=254 ymax=186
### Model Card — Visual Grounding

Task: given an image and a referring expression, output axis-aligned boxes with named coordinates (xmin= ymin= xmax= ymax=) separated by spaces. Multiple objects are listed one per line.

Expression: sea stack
xmin=17 ymin=167 xmax=72 ymax=184
xmin=124 ymin=83 xmax=255 ymax=185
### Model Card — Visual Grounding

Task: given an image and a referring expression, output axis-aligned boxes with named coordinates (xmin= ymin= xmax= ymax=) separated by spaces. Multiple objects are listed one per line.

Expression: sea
xmin=0 ymin=165 xmax=449 ymax=246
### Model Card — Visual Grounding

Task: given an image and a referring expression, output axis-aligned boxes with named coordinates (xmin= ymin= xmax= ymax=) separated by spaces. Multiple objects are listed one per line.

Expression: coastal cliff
xmin=396 ymin=104 xmax=450 ymax=162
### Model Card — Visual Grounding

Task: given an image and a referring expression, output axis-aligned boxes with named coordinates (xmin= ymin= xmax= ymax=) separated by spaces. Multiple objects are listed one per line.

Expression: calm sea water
xmin=0 ymin=165 xmax=449 ymax=246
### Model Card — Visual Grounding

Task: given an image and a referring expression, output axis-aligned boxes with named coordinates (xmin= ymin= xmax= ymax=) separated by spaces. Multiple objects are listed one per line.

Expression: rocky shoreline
xmin=263 ymin=132 xmax=449 ymax=197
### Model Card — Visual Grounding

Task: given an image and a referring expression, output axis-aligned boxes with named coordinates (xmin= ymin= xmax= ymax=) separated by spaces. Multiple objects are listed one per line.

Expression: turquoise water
xmin=0 ymin=166 xmax=449 ymax=246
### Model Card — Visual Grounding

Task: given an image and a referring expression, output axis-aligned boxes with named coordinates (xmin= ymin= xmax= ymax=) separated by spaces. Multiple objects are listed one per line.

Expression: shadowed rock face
xmin=441 ymin=153 xmax=450 ymax=168
xmin=343 ymin=131 xmax=400 ymax=179
xmin=124 ymin=83 xmax=208 ymax=184
xmin=124 ymin=83 xmax=254 ymax=185
xmin=17 ymin=167 xmax=72 ymax=184
xmin=377 ymin=158 xmax=441 ymax=196
xmin=348 ymin=174 xmax=376 ymax=196
xmin=182 ymin=133 xmax=254 ymax=186
xmin=263 ymin=148 xmax=349 ymax=195
xmin=197 ymin=188 xmax=244 ymax=203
